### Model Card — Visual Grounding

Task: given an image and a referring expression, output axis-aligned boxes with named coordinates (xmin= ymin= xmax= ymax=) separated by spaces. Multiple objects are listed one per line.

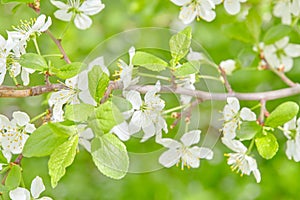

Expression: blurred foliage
xmin=1 ymin=0 xmax=300 ymax=199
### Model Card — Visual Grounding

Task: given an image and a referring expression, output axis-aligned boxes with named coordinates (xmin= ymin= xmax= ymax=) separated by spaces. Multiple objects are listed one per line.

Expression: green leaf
xmin=169 ymin=26 xmax=192 ymax=66
xmin=51 ymin=62 xmax=86 ymax=79
xmin=19 ymin=53 xmax=48 ymax=72
xmin=236 ymin=121 xmax=262 ymax=141
xmin=91 ymin=134 xmax=129 ymax=179
xmin=6 ymin=165 xmax=21 ymax=190
xmin=65 ymin=103 xmax=95 ymax=122
xmin=23 ymin=123 xmax=73 ymax=157
xmin=1 ymin=0 xmax=34 ymax=3
xmin=174 ymin=61 xmax=200 ymax=76
xmin=48 ymin=135 xmax=78 ymax=188
xmin=91 ymin=101 xmax=124 ymax=136
xmin=265 ymin=101 xmax=299 ymax=128
xmin=263 ymin=25 xmax=292 ymax=44
xmin=112 ymin=96 xmax=132 ymax=113
xmin=132 ymin=51 xmax=168 ymax=71
xmin=255 ymin=132 xmax=279 ymax=159
xmin=246 ymin=8 xmax=262 ymax=43
xmin=88 ymin=66 xmax=109 ymax=103
xmin=222 ymin=23 xmax=255 ymax=43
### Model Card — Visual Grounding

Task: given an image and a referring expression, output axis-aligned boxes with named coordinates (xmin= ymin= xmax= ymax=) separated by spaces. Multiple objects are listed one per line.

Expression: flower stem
xmin=33 ymin=37 xmax=41 ymax=55
xmin=163 ymin=103 xmax=190 ymax=115
xmin=30 ymin=111 xmax=48 ymax=123
xmin=138 ymin=72 xmax=171 ymax=81
xmin=60 ymin=21 xmax=72 ymax=39
xmin=198 ymin=75 xmax=221 ymax=82
xmin=250 ymin=103 xmax=261 ymax=111
xmin=42 ymin=54 xmax=63 ymax=58
xmin=246 ymin=139 xmax=255 ymax=155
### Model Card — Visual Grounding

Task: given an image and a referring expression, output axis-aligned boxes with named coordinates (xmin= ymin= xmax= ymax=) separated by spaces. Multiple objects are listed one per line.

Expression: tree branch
xmin=0 ymin=82 xmax=300 ymax=102
xmin=46 ymin=30 xmax=71 ymax=64
xmin=218 ymin=66 xmax=233 ymax=93
xmin=0 ymin=84 xmax=66 ymax=97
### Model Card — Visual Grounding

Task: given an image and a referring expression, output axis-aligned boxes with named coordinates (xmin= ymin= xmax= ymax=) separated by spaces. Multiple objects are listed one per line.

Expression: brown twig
xmin=260 ymin=52 xmax=296 ymax=87
xmin=219 ymin=66 xmax=233 ymax=93
xmin=45 ymin=30 xmax=71 ymax=64
xmin=0 ymin=84 xmax=66 ymax=97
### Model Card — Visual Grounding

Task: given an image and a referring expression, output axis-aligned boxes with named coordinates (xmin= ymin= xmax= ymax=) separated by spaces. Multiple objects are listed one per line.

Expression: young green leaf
xmin=91 ymin=134 xmax=129 ymax=179
xmin=132 ymin=51 xmax=168 ymax=71
xmin=265 ymin=101 xmax=299 ymax=128
xmin=51 ymin=62 xmax=86 ymax=79
xmin=91 ymin=101 xmax=124 ymax=135
xmin=48 ymin=135 xmax=78 ymax=188
xmin=255 ymin=132 xmax=279 ymax=159
xmin=88 ymin=66 xmax=109 ymax=103
xmin=236 ymin=121 xmax=262 ymax=141
xmin=169 ymin=26 xmax=192 ymax=66
xmin=23 ymin=123 xmax=73 ymax=157
xmin=5 ymin=165 xmax=22 ymax=190
xmin=19 ymin=53 xmax=48 ymax=72
xmin=174 ymin=61 xmax=200 ymax=76
xmin=112 ymin=96 xmax=132 ymax=113
xmin=263 ymin=25 xmax=292 ymax=44
xmin=64 ymin=103 xmax=95 ymax=122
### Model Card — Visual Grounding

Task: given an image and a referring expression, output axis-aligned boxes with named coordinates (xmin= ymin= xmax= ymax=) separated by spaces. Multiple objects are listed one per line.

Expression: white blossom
xmin=223 ymin=0 xmax=247 ymax=15
xmin=9 ymin=176 xmax=52 ymax=200
xmin=219 ymin=59 xmax=236 ymax=75
xmin=283 ymin=117 xmax=300 ymax=162
xmin=49 ymin=57 xmax=109 ymax=121
xmin=51 ymin=0 xmax=105 ymax=30
xmin=264 ymin=37 xmax=300 ymax=72
xmin=9 ymin=14 xmax=52 ymax=57
xmin=222 ymin=97 xmax=256 ymax=139
xmin=222 ymin=137 xmax=261 ymax=183
xmin=116 ymin=46 xmax=139 ymax=90
xmin=78 ymin=126 xmax=94 ymax=152
xmin=158 ymin=130 xmax=213 ymax=169
xmin=123 ymin=81 xmax=168 ymax=142
xmin=171 ymin=0 xmax=221 ymax=24
xmin=273 ymin=0 xmax=300 ymax=25
xmin=178 ymin=74 xmax=196 ymax=104
xmin=0 ymin=111 xmax=35 ymax=155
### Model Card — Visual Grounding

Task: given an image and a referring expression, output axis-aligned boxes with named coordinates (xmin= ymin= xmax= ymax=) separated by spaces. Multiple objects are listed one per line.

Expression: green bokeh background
xmin=1 ymin=0 xmax=300 ymax=199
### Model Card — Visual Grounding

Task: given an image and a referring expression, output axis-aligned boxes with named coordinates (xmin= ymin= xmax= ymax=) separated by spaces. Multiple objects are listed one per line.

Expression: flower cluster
xmin=222 ymin=97 xmax=256 ymax=139
xmin=112 ymin=81 xmax=168 ymax=142
xmin=273 ymin=0 xmax=300 ymax=25
xmin=9 ymin=176 xmax=52 ymax=200
xmin=0 ymin=15 xmax=51 ymax=85
xmin=221 ymin=97 xmax=260 ymax=182
xmin=171 ymin=0 xmax=247 ymax=24
xmin=51 ymin=0 xmax=105 ymax=30
xmin=283 ymin=117 xmax=300 ymax=162
xmin=49 ymin=57 xmax=109 ymax=122
xmin=0 ymin=111 xmax=35 ymax=161
xmin=158 ymin=130 xmax=213 ymax=169
xmin=263 ymin=37 xmax=300 ymax=72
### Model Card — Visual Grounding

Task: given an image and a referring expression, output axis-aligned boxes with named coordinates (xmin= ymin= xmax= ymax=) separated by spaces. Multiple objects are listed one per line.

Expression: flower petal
xmin=9 ymin=187 xmax=30 ymax=200
xmin=125 ymin=90 xmax=142 ymax=109
xmin=31 ymin=176 xmax=45 ymax=199
xmin=192 ymin=146 xmax=214 ymax=160
xmin=12 ymin=111 xmax=30 ymax=126
xmin=79 ymin=0 xmax=105 ymax=15
xmin=240 ymin=108 xmax=256 ymax=121
xmin=221 ymin=137 xmax=247 ymax=153
xmin=50 ymin=0 xmax=69 ymax=9
xmin=171 ymin=0 xmax=191 ymax=6
xmin=224 ymin=0 xmax=241 ymax=15
xmin=180 ymin=130 xmax=201 ymax=146
xmin=54 ymin=10 xmax=72 ymax=22
xmin=74 ymin=14 xmax=92 ymax=30
xmin=159 ymin=149 xmax=181 ymax=168
xmin=179 ymin=4 xmax=197 ymax=24
xmin=110 ymin=122 xmax=131 ymax=141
